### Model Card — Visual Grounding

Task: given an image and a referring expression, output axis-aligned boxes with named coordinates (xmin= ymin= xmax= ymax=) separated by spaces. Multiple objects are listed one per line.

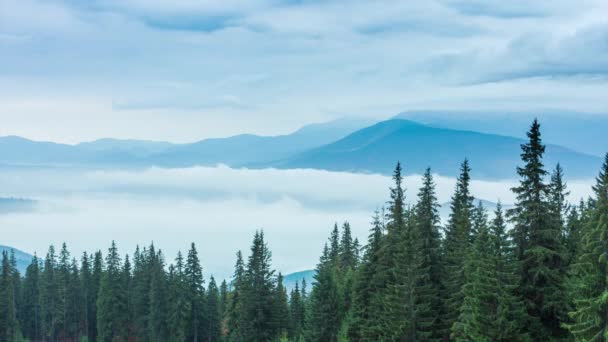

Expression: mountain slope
xmin=0 ymin=245 xmax=33 ymax=274
xmin=396 ymin=111 xmax=608 ymax=157
xmin=276 ymin=119 xmax=601 ymax=179
xmin=149 ymin=117 xmax=375 ymax=167
xmin=0 ymin=118 xmax=374 ymax=169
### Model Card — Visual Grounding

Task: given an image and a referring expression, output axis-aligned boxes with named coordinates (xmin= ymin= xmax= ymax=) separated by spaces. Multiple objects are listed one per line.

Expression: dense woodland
xmin=1 ymin=119 xmax=608 ymax=341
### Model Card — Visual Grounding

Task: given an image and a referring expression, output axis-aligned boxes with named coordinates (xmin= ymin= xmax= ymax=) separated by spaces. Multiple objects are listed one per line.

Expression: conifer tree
xmin=509 ymin=119 xmax=569 ymax=338
xmin=567 ymin=153 xmax=608 ymax=340
xmin=441 ymin=159 xmax=474 ymax=335
xmin=80 ymin=252 xmax=93 ymax=341
xmin=307 ymin=244 xmax=340 ymax=342
xmin=21 ymin=255 xmax=42 ymax=340
xmin=97 ymin=241 xmax=128 ymax=342
xmin=289 ymin=282 xmax=305 ymax=340
xmin=348 ymin=211 xmax=385 ymax=340
xmin=339 ymin=222 xmax=357 ymax=269
xmin=410 ymin=168 xmax=443 ymax=341
xmin=451 ymin=210 xmax=495 ymax=341
xmin=227 ymin=250 xmax=246 ymax=341
xmin=168 ymin=252 xmax=189 ymax=342
xmin=207 ymin=276 xmax=221 ymax=342
xmin=90 ymin=250 xmax=104 ymax=341
xmin=273 ymin=273 xmax=290 ymax=339
xmin=0 ymin=251 xmax=18 ymax=341
xmin=149 ymin=249 xmax=169 ymax=341
xmin=185 ymin=243 xmax=206 ymax=342
xmin=241 ymin=231 xmax=277 ymax=341
xmin=372 ymin=163 xmax=410 ymax=340
xmin=41 ymin=245 xmax=60 ymax=340
xmin=491 ymin=203 xmax=529 ymax=341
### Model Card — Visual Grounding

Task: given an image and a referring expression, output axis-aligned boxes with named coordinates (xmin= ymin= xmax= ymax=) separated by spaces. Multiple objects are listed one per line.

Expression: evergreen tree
xmin=410 ymin=168 xmax=443 ymax=341
xmin=441 ymin=159 xmax=475 ymax=335
xmin=289 ymin=282 xmax=305 ymax=340
xmin=219 ymin=279 xmax=228 ymax=323
xmin=348 ymin=211 xmax=385 ymax=340
xmin=227 ymin=251 xmax=246 ymax=341
xmin=273 ymin=273 xmax=290 ymax=339
xmin=90 ymin=250 xmax=104 ymax=341
xmin=372 ymin=163 xmax=410 ymax=340
xmin=491 ymin=203 xmax=529 ymax=341
xmin=168 ymin=252 xmax=189 ymax=342
xmin=149 ymin=249 xmax=169 ymax=341
xmin=241 ymin=231 xmax=277 ymax=341
xmin=307 ymin=244 xmax=341 ymax=342
xmin=185 ymin=243 xmax=206 ymax=342
xmin=97 ymin=241 xmax=128 ymax=342
xmin=0 ymin=251 xmax=18 ymax=341
xmin=40 ymin=245 xmax=60 ymax=340
xmin=567 ymin=153 xmax=608 ymax=341
xmin=339 ymin=221 xmax=357 ymax=269
xmin=207 ymin=276 xmax=221 ymax=342
xmin=21 ymin=255 xmax=42 ymax=340
xmin=80 ymin=252 xmax=93 ymax=341
xmin=509 ymin=119 xmax=569 ymax=338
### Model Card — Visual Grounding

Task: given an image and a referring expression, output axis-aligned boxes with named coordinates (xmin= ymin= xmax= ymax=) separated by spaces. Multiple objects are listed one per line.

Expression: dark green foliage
xmin=185 ymin=243 xmax=206 ymax=342
xmin=567 ymin=153 xmax=608 ymax=341
xmin=96 ymin=241 xmax=128 ymax=342
xmin=509 ymin=119 xmax=569 ymax=339
xmin=307 ymin=244 xmax=341 ymax=342
xmin=441 ymin=159 xmax=475 ymax=335
xmin=273 ymin=273 xmax=290 ymax=339
xmin=289 ymin=282 xmax=306 ymax=340
xmin=207 ymin=276 xmax=222 ymax=342
xmin=21 ymin=255 xmax=41 ymax=340
xmin=348 ymin=211 xmax=384 ymax=340
xmin=241 ymin=231 xmax=279 ymax=342
xmin=0 ymin=251 xmax=18 ymax=341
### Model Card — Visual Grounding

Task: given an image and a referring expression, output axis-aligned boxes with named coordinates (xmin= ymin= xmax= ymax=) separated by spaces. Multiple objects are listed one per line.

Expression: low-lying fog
xmin=0 ymin=165 xmax=595 ymax=280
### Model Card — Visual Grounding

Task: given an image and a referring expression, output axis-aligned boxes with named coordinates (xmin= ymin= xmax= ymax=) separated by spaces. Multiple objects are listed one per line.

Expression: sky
xmin=1 ymin=0 xmax=608 ymax=143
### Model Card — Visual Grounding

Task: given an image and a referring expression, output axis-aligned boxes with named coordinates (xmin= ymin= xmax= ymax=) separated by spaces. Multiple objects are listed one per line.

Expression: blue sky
xmin=1 ymin=0 xmax=607 ymax=143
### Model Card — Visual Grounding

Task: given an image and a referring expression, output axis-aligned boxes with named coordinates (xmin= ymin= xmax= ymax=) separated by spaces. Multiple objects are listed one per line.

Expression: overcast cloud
xmin=1 ymin=0 xmax=607 ymax=143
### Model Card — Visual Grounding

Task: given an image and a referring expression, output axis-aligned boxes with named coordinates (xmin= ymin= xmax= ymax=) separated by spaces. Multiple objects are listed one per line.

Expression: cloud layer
xmin=1 ymin=0 xmax=607 ymax=143
xmin=0 ymin=165 xmax=596 ymax=279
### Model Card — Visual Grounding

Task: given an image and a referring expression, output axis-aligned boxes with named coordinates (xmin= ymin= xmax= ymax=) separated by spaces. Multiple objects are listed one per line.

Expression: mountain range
xmin=0 ymin=246 xmax=33 ymax=274
xmin=0 ymin=114 xmax=603 ymax=179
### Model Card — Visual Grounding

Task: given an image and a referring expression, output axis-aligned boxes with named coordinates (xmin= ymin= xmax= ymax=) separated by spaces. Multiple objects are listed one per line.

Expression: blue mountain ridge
xmin=273 ymin=119 xmax=601 ymax=179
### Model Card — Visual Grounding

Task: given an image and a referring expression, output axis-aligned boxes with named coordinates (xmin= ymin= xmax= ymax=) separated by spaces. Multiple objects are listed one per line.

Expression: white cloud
xmin=0 ymin=165 xmax=596 ymax=279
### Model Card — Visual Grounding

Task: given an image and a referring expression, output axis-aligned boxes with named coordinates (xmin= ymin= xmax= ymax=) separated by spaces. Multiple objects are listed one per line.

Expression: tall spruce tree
xmin=509 ymin=119 xmax=569 ymax=338
xmin=22 ymin=255 xmax=42 ymax=341
xmin=185 ymin=243 xmax=205 ymax=342
xmin=289 ymin=282 xmax=305 ymax=340
xmin=441 ymin=159 xmax=475 ymax=335
xmin=567 ymin=153 xmax=608 ymax=341
xmin=241 ymin=231 xmax=277 ymax=341
xmin=227 ymin=250 xmax=246 ymax=341
xmin=307 ymin=244 xmax=341 ymax=342
xmin=0 ymin=251 xmax=18 ymax=341
xmin=348 ymin=210 xmax=385 ymax=340
xmin=207 ymin=276 xmax=221 ymax=342
xmin=273 ymin=273 xmax=290 ymax=339
xmin=40 ymin=245 xmax=60 ymax=340
xmin=168 ymin=252 xmax=189 ymax=342
xmin=96 ymin=241 xmax=128 ymax=342
xmin=411 ymin=168 xmax=443 ymax=341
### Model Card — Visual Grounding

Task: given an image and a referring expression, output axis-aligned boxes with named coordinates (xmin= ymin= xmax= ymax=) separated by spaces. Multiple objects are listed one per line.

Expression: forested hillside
xmin=1 ymin=119 xmax=607 ymax=341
